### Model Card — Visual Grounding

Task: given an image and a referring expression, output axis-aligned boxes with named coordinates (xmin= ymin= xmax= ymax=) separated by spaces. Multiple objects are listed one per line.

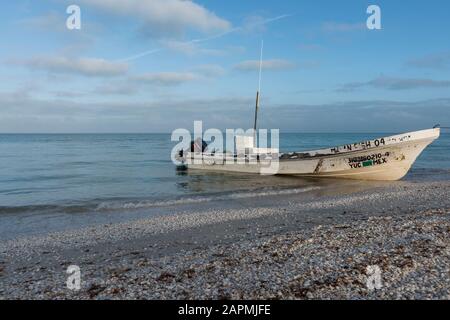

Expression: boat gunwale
xmin=186 ymin=129 xmax=440 ymax=164
xmin=279 ymin=128 xmax=440 ymax=161
xmin=278 ymin=134 xmax=439 ymax=162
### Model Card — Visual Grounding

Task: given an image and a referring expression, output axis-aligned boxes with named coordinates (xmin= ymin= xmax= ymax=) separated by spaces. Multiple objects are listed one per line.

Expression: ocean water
xmin=0 ymin=132 xmax=449 ymax=219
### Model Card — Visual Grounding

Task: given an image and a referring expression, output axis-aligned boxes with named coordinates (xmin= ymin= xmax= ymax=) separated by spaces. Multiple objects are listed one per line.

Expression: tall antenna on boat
xmin=253 ymin=40 xmax=263 ymax=144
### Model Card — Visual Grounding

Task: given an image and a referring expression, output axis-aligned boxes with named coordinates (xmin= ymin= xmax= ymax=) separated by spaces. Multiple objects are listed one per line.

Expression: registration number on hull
xmin=348 ymin=152 xmax=390 ymax=169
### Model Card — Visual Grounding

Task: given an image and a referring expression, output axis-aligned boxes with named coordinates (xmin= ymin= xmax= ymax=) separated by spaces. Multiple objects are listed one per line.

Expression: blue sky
xmin=0 ymin=0 xmax=449 ymax=133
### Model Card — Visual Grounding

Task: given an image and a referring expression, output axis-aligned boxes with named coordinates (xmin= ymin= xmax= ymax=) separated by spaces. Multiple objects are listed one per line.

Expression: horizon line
xmin=0 ymin=131 xmax=433 ymax=135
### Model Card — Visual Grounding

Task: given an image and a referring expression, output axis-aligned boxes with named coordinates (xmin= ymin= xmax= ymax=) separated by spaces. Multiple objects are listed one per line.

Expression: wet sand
xmin=0 ymin=180 xmax=449 ymax=299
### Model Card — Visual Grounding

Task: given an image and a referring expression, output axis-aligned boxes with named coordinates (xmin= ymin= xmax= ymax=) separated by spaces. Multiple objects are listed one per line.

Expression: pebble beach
xmin=1 ymin=181 xmax=449 ymax=300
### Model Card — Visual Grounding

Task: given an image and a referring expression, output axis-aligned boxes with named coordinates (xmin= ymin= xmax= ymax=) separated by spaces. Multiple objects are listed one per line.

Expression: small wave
xmin=0 ymin=204 xmax=92 ymax=215
xmin=95 ymin=186 xmax=321 ymax=211
xmin=0 ymin=186 xmax=322 ymax=215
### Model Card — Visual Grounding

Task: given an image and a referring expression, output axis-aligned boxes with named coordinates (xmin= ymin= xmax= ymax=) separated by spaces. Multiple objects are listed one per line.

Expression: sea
xmin=0 ymin=132 xmax=449 ymax=239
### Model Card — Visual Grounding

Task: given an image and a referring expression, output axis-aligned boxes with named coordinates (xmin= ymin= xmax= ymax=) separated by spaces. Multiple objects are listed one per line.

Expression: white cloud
xmin=234 ymin=59 xmax=296 ymax=72
xmin=132 ymin=72 xmax=198 ymax=86
xmin=93 ymin=82 xmax=139 ymax=95
xmin=15 ymin=56 xmax=129 ymax=77
xmin=339 ymin=76 xmax=450 ymax=91
xmin=159 ymin=40 xmax=225 ymax=56
xmin=80 ymin=0 xmax=231 ymax=38
xmin=407 ymin=52 xmax=450 ymax=70
xmin=18 ymin=12 xmax=66 ymax=32
xmin=118 ymin=14 xmax=290 ymax=61
xmin=1 ymin=92 xmax=449 ymax=133
xmin=241 ymin=15 xmax=268 ymax=34
xmin=192 ymin=64 xmax=226 ymax=77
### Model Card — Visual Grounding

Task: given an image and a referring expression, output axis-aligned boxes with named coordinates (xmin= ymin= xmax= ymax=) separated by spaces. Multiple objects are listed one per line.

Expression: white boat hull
xmin=181 ymin=128 xmax=440 ymax=181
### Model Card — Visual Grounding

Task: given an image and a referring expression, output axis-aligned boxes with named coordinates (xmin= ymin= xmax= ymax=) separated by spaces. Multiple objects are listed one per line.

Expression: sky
xmin=0 ymin=0 xmax=449 ymax=133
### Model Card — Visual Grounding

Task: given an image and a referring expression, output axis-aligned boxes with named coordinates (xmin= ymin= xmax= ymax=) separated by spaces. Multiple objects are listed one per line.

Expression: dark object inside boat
xmin=190 ymin=139 xmax=208 ymax=153
xmin=176 ymin=139 xmax=208 ymax=161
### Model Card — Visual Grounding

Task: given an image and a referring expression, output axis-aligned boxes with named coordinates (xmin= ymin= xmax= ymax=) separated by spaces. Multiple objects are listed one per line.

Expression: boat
xmin=177 ymin=127 xmax=440 ymax=181
xmin=175 ymin=42 xmax=441 ymax=181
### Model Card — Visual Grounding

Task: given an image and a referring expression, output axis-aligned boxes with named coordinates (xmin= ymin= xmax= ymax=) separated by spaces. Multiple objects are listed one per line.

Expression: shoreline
xmin=2 ymin=167 xmax=450 ymax=241
xmin=1 ymin=181 xmax=449 ymax=299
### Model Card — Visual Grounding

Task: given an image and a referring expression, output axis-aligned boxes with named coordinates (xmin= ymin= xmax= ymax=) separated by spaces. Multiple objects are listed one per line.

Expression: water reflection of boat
xmin=175 ymin=170 xmax=398 ymax=200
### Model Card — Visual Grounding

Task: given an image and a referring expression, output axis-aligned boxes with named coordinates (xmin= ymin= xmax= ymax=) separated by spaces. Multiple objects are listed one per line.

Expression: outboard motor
xmin=175 ymin=138 xmax=208 ymax=172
